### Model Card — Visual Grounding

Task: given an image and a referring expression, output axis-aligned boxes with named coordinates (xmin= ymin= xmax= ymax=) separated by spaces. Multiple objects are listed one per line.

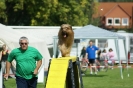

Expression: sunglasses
xmin=20 ymin=43 xmax=28 ymax=45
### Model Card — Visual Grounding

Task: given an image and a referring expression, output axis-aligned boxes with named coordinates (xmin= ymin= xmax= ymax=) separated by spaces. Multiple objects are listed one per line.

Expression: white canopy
xmin=53 ymin=24 xmax=128 ymax=79
xmin=74 ymin=24 xmax=125 ymax=39
xmin=0 ymin=23 xmax=51 ymax=83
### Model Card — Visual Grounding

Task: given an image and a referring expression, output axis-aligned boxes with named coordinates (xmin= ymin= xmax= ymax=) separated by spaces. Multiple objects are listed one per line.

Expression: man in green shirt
xmin=4 ymin=36 xmax=43 ymax=88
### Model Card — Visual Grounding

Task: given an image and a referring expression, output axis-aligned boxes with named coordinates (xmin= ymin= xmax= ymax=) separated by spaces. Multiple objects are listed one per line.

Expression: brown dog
xmin=58 ymin=24 xmax=74 ymax=57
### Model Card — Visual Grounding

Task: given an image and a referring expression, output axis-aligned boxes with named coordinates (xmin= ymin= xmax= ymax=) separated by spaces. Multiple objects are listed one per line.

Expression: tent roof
xmin=0 ymin=23 xmax=51 ymax=68
xmin=0 ymin=24 xmax=44 ymax=43
xmin=74 ymin=25 xmax=125 ymax=39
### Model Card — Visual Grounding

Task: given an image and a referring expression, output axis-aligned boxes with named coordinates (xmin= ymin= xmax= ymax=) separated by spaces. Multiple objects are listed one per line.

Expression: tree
xmin=98 ymin=0 xmax=133 ymax=2
xmin=0 ymin=0 xmax=98 ymax=26
xmin=5 ymin=0 xmax=47 ymax=25
xmin=0 ymin=0 xmax=7 ymax=24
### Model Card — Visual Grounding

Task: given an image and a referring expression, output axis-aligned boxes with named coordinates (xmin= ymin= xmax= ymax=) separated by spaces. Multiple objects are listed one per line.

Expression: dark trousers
xmin=16 ymin=76 xmax=38 ymax=88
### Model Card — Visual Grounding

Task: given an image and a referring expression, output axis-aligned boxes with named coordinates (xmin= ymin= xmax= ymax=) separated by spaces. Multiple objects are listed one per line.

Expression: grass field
xmin=82 ymin=68 xmax=133 ymax=88
xmin=4 ymin=68 xmax=133 ymax=88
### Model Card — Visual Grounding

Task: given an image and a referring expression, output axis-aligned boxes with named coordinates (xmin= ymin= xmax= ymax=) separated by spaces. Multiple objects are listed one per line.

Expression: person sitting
xmin=107 ymin=48 xmax=115 ymax=69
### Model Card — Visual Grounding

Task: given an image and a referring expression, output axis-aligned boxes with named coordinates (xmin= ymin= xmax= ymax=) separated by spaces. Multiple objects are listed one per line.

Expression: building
xmin=94 ymin=2 xmax=133 ymax=30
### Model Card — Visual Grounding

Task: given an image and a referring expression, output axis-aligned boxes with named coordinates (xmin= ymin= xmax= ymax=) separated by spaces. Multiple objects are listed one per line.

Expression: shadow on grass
xmin=83 ymin=74 xmax=108 ymax=77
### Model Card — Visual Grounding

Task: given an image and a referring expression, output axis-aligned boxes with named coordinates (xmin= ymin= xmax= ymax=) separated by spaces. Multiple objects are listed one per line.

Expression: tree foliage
xmin=0 ymin=0 xmax=98 ymax=26
xmin=0 ymin=0 xmax=7 ymax=23
xmin=98 ymin=0 xmax=133 ymax=2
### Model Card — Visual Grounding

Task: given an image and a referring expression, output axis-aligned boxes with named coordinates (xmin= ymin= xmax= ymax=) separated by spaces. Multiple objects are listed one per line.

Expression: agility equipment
xmin=45 ymin=56 xmax=84 ymax=88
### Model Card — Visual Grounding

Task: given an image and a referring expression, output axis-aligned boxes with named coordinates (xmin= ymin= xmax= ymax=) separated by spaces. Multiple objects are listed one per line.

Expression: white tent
xmin=53 ymin=25 xmax=128 ymax=79
xmin=0 ymin=23 xmax=51 ymax=84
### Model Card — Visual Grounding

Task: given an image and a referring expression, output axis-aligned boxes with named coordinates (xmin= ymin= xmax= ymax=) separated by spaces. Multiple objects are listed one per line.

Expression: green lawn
xmin=4 ymin=68 xmax=133 ymax=88
xmin=82 ymin=68 xmax=133 ymax=88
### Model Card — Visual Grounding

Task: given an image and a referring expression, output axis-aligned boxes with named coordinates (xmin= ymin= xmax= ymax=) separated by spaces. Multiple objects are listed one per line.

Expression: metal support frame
xmin=76 ymin=57 xmax=84 ymax=88
xmin=67 ymin=60 xmax=75 ymax=88
xmin=123 ymin=39 xmax=130 ymax=77
xmin=115 ymin=39 xmax=123 ymax=79
xmin=0 ymin=63 xmax=3 ymax=88
xmin=44 ymin=59 xmax=51 ymax=88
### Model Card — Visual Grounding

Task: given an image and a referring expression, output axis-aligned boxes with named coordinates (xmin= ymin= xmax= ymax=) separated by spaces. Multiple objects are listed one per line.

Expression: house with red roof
xmin=94 ymin=3 xmax=133 ymax=30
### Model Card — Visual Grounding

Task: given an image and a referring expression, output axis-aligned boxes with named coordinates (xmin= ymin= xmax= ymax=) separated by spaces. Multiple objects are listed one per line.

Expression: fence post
xmin=0 ymin=65 xmax=3 ymax=88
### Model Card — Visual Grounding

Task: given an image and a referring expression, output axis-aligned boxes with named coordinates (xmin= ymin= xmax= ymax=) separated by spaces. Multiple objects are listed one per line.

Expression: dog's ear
xmin=58 ymin=29 xmax=61 ymax=36
xmin=58 ymin=26 xmax=63 ymax=38
xmin=60 ymin=24 xmax=64 ymax=29
xmin=69 ymin=25 xmax=72 ymax=30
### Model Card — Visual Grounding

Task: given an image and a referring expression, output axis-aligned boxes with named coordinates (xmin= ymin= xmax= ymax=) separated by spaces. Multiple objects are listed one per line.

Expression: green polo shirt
xmin=7 ymin=46 xmax=43 ymax=79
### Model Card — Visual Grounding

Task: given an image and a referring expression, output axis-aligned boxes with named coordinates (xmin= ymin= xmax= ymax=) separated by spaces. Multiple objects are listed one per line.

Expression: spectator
xmin=80 ymin=47 xmax=87 ymax=62
xmin=107 ymin=48 xmax=115 ymax=69
xmin=100 ymin=49 xmax=108 ymax=61
xmin=80 ymin=47 xmax=88 ymax=73
xmin=80 ymin=47 xmax=86 ymax=59
xmin=0 ymin=44 xmax=9 ymax=81
xmin=100 ymin=49 xmax=108 ymax=71
xmin=85 ymin=40 xmax=99 ymax=75
xmin=4 ymin=36 xmax=43 ymax=88
xmin=96 ymin=50 xmax=101 ymax=71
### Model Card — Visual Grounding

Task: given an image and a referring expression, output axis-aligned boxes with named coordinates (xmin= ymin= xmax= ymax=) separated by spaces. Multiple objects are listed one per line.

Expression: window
xmin=98 ymin=39 xmax=108 ymax=48
xmin=106 ymin=18 xmax=113 ymax=25
xmin=114 ymin=18 xmax=120 ymax=25
xmin=122 ymin=18 xmax=128 ymax=26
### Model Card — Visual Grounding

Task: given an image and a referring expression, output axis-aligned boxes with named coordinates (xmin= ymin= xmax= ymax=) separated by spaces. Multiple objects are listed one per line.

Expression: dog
xmin=58 ymin=24 xmax=74 ymax=57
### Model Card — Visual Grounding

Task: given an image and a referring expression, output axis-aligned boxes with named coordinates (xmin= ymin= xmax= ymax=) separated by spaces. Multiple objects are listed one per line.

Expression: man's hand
xmin=4 ymin=61 xmax=11 ymax=80
xmin=33 ymin=60 xmax=42 ymax=75
xmin=4 ymin=73 xmax=9 ymax=80
xmin=33 ymin=69 xmax=38 ymax=75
